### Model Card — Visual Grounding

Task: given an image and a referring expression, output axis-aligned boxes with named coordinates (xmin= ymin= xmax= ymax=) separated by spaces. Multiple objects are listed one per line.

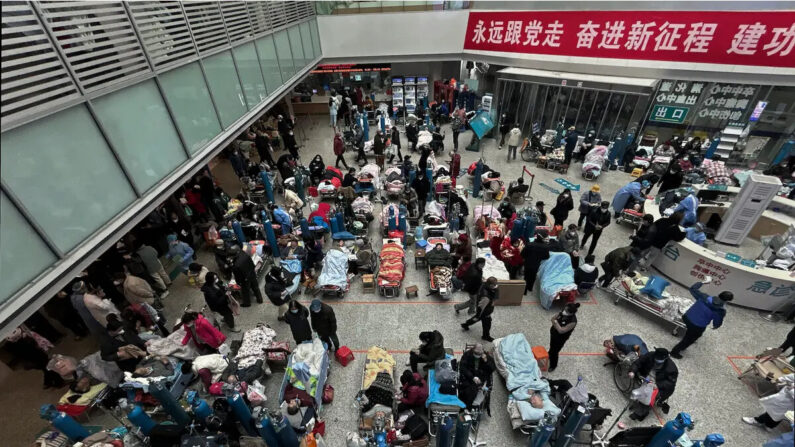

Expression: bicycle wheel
xmin=613 ymin=360 xmax=633 ymax=395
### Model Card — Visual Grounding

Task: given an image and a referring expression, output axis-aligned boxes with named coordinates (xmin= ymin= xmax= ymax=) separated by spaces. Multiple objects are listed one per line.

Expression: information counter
xmin=646 ymin=197 xmax=794 ymax=311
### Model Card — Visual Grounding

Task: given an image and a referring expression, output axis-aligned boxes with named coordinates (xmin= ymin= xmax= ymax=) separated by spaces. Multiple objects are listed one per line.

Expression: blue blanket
xmin=317 ymin=249 xmax=348 ymax=288
xmin=426 ymin=356 xmax=465 ymax=409
xmin=499 ymin=334 xmax=560 ymax=421
xmin=538 ymin=252 xmax=575 ymax=309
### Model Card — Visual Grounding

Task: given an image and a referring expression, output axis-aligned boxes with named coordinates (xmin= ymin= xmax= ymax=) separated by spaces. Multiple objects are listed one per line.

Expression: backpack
xmin=434 ymin=358 xmax=456 ymax=385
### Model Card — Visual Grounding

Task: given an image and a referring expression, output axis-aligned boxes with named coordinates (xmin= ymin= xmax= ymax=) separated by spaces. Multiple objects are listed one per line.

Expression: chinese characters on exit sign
xmin=464 ymin=11 xmax=795 ymax=68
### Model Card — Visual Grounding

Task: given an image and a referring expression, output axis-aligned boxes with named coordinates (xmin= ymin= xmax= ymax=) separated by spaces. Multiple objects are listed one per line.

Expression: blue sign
xmin=724 ymin=253 xmax=741 ymax=263
xmin=539 ymin=183 xmax=561 ymax=195
xmin=555 ymin=178 xmax=580 ymax=192
xmin=740 ymin=259 xmax=757 ymax=268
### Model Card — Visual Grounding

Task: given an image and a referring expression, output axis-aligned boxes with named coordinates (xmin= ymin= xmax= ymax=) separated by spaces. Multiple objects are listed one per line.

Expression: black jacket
xmin=284 ymin=303 xmax=312 ymax=344
xmin=373 ymin=134 xmax=385 ymax=155
xmin=463 ymin=264 xmax=484 ymax=294
xmin=100 ymin=331 xmax=146 ymax=372
xmin=416 ymin=330 xmax=445 ymax=363
xmin=585 ymin=207 xmax=611 ymax=232
xmin=232 ymin=252 xmax=257 ymax=283
xmin=475 ymin=284 xmax=499 ymax=318
xmin=201 ymin=281 xmax=228 ymax=314
xmin=310 ymin=302 xmax=337 ymax=337
xmin=264 ymin=281 xmax=290 ymax=306
xmin=522 ymin=242 xmax=551 ymax=269
xmin=342 ymin=174 xmax=356 ymax=188
xmin=574 ymin=265 xmax=599 ymax=287
xmin=392 ymin=128 xmax=401 ymax=148
xmin=459 ymin=350 xmax=494 ymax=386
xmin=551 ymin=194 xmax=574 ymax=222
xmin=649 ymin=217 xmax=685 ymax=249
xmin=411 ymin=176 xmax=430 ymax=199
xmin=632 ymin=352 xmax=678 ymax=394
xmin=658 ymin=171 xmax=684 ymax=193
xmin=602 ymin=246 xmax=634 ymax=276
xmin=498 ymin=201 xmax=515 ymax=220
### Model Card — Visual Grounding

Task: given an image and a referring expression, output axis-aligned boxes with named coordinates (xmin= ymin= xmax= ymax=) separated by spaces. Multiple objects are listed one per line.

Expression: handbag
xmin=226 ymin=291 xmax=241 ymax=316
xmin=312 ymin=418 xmax=326 ymax=437
xmin=322 ymin=384 xmax=334 ymax=404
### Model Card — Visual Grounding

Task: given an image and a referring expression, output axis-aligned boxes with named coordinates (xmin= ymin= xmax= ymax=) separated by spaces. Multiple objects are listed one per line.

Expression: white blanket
xmin=483 ymin=254 xmax=510 ymax=280
xmin=291 ymin=338 xmax=325 ymax=377
xmin=192 ymin=354 xmax=228 ymax=381
xmin=146 ymin=327 xmax=201 ymax=360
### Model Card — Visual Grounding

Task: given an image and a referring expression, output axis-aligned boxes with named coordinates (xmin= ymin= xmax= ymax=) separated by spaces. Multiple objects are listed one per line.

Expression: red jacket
xmin=185 ymin=189 xmax=206 ymax=214
xmin=400 ymin=373 xmax=429 ymax=406
xmin=181 ymin=315 xmax=226 ymax=349
xmin=333 ymin=135 xmax=345 ymax=155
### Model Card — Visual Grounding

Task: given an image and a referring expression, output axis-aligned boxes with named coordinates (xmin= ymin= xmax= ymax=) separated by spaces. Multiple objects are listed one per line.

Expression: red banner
xmin=463 ymin=11 xmax=795 ymax=68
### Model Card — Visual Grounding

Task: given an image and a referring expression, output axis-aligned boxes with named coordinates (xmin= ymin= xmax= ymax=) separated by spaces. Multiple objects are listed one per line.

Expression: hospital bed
xmin=278 ymin=338 xmax=331 ymax=410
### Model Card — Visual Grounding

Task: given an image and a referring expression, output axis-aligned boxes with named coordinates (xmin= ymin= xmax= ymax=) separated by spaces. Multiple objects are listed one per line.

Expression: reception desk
xmin=645 ymin=198 xmax=794 ymax=311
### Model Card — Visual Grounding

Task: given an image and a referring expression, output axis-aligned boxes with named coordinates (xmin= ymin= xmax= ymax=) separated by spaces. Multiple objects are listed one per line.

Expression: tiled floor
xmin=5 ymin=114 xmax=792 ymax=447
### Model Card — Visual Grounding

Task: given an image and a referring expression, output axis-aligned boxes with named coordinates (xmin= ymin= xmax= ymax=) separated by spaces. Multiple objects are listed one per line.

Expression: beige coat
xmin=123 ymin=275 xmax=155 ymax=305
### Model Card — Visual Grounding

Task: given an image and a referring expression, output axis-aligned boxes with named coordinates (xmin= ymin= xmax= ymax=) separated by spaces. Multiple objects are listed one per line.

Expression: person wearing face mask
xmin=180 ymin=311 xmax=226 ymax=355
xmin=551 ymin=189 xmax=575 ymax=227
xmin=578 ymin=185 xmax=602 ymax=229
xmin=611 ymin=180 xmax=647 ymax=218
xmin=580 ymin=201 xmax=612 ymax=257
xmin=548 ymin=302 xmax=580 ymax=372
xmin=522 ymin=233 xmax=552 ymax=294
xmin=670 ymin=277 xmax=733 ymax=359
xmin=533 ymin=201 xmax=548 ymax=226
xmin=629 ymin=348 xmax=678 ymax=420
xmin=461 ymin=277 xmax=499 ymax=342
xmin=458 ymin=343 xmax=495 ymax=408
xmin=167 ymin=212 xmax=194 ymax=250
xmin=284 ymin=300 xmax=312 ymax=345
xmin=411 ymin=172 xmax=431 ymax=215
xmin=559 ymin=224 xmax=581 ymax=268
xmin=309 ymin=299 xmax=339 ymax=352
xmin=201 ymin=272 xmax=239 ymax=333
xmin=284 ymin=129 xmax=299 ymax=159
xmin=166 ymin=234 xmax=195 ymax=274
xmin=409 ymin=330 xmax=445 ymax=373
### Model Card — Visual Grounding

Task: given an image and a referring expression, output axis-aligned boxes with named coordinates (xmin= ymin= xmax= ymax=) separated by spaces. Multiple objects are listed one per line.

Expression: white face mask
xmin=290 ymin=309 xmax=298 ymax=314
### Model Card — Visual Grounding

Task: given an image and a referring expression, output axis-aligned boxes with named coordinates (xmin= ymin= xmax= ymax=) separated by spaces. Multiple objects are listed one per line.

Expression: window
xmin=274 ymin=30 xmax=294 ymax=81
xmin=159 ymin=62 xmax=222 ymax=153
xmin=233 ymin=42 xmax=268 ymax=107
xmin=288 ymin=26 xmax=305 ymax=72
xmin=203 ymin=50 xmax=248 ymax=124
xmin=309 ymin=19 xmax=321 ymax=58
xmin=300 ymin=21 xmax=314 ymax=65
xmin=0 ymin=193 xmax=56 ymax=303
xmin=0 ymin=105 xmax=137 ymax=252
xmin=92 ymin=80 xmax=186 ymax=192
xmin=255 ymin=35 xmax=283 ymax=95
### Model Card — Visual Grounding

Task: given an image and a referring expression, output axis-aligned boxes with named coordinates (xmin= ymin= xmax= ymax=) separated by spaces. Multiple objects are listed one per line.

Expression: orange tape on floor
xmin=296 ymin=298 xmax=598 ymax=306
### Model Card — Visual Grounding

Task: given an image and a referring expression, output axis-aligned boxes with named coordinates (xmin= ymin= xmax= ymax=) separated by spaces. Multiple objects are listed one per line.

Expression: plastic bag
xmin=346 ymin=432 xmax=367 ymax=447
xmin=630 ymin=381 xmax=658 ymax=406
xmin=246 ymin=380 xmax=267 ymax=406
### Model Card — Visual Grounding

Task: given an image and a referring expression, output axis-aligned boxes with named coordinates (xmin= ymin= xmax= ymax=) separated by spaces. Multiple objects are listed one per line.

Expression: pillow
xmin=640 ymin=275 xmax=670 ymax=299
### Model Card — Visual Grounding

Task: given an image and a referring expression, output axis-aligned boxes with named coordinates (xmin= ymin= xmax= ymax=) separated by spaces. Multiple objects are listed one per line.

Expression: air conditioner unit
xmin=714 ymin=174 xmax=782 ymax=246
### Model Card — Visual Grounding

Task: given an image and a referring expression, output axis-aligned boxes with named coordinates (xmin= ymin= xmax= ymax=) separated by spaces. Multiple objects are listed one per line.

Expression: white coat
xmin=760 ymin=373 xmax=795 ymax=420
xmin=507 ymin=128 xmax=522 ymax=147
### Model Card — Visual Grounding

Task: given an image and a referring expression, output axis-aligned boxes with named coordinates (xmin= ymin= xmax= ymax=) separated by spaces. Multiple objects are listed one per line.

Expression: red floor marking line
xmin=296 ymin=299 xmax=597 ymax=306
xmin=652 ymin=407 xmax=665 ymax=425
xmin=559 ymin=352 xmax=605 ymax=356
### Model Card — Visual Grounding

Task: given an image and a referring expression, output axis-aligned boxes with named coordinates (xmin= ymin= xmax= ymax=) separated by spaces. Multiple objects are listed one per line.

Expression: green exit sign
xmin=649 ymin=105 xmax=689 ymax=124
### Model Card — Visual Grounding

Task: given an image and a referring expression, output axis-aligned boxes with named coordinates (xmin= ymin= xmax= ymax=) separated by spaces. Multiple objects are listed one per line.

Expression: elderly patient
xmin=426 ymin=243 xmax=452 ymax=268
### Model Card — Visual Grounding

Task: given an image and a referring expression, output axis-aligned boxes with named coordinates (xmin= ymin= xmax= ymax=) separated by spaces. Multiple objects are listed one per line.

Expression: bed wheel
xmin=613 ymin=296 xmax=620 ymax=305
xmin=672 ymin=327 xmax=680 ymax=336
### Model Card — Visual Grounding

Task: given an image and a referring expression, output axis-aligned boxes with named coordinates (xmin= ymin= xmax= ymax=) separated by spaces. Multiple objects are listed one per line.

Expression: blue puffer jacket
xmin=684 ymin=282 xmax=727 ymax=328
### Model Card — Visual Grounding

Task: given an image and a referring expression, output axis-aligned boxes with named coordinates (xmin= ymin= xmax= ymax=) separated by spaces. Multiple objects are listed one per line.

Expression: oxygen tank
xmin=273 ymin=412 xmax=299 ymax=447
xmin=260 ymin=171 xmax=275 ymax=203
xmin=647 ymin=412 xmax=693 ymax=447
xmin=150 ymin=381 xmax=190 ymax=427
xmin=452 ymin=412 xmax=473 ymax=447
xmin=227 ymin=389 xmax=257 ymax=436
xmin=436 ymin=415 xmax=454 ymax=447
xmin=257 ymin=412 xmax=280 ymax=447
xmin=40 ymin=404 xmax=89 ymax=441
xmin=127 ymin=405 xmax=156 ymax=435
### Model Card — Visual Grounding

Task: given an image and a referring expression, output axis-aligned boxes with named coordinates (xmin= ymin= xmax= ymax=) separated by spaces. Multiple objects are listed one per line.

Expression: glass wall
xmin=497 ymin=78 xmax=650 ymax=142
xmin=0 ymin=18 xmax=322 ymax=306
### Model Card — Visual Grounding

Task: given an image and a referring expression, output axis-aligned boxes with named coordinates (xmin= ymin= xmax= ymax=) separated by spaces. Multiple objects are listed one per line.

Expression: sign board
xmin=311 ymin=63 xmax=391 ymax=74
xmin=481 ymin=94 xmax=493 ymax=113
xmin=649 ymin=105 xmax=689 ymax=124
xmin=749 ymin=101 xmax=768 ymax=122
xmin=464 ymin=11 xmax=795 ymax=68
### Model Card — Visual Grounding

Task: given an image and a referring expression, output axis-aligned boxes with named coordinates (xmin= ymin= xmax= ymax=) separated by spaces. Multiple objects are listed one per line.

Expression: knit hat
xmin=310 ymin=299 xmax=322 ymax=313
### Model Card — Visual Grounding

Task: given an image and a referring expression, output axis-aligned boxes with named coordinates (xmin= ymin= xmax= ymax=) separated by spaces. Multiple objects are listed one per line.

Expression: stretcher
xmin=278 ymin=338 xmax=330 ymax=410
xmin=616 ymin=208 xmax=645 ymax=227
xmin=609 ymin=277 xmax=687 ymax=336
xmin=356 ymin=346 xmax=397 ymax=437
xmin=316 ymin=248 xmax=350 ymax=298
xmin=426 ymin=353 xmax=466 ymax=436
xmin=377 ymin=239 xmax=406 ymax=297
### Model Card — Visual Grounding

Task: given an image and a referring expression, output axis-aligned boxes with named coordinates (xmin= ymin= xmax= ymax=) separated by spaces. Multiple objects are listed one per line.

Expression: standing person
xmin=500 ymin=238 xmax=524 ymax=279
xmin=455 ymin=257 xmax=486 ymax=315
xmin=339 ymin=95 xmax=350 ymax=128
xmin=628 ymin=349 xmax=678 ymax=419
xmin=578 ymin=185 xmax=601 ymax=229
xmin=390 ymin=125 xmax=402 ymax=163
xmin=406 ymin=121 xmax=418 ymax=152
xmin=411 ymin=172 xmax=431 ymax=215
xmin=115 ymin=271 xmax=158 ymax=308
xmin=136 ymin=242 xmax=171 ymax=297
xmin=548 ymin=303 xmax=580 ymax=372
xmin=328 ymin=96 xmax=339 ymax=129
xmin=551 ymin=189 xmax=574 ymax=227
xmin=498 ymin=114 xmax=510 ymax=149
xmin=201 ymin=272 xmax=240 ymax=333
xmin=70 ymin=281 xmax=119 ymax=337
xmin=230 ymin=245 xmax=263 ymax=307
xmin=264 ymin=267 xmax=292 ymax=321
xmin=742 ymin=373 xmax=794 ymax=430
xmin=506 ymin=123 xmax=522 ymax=161
xmin=333 ymin=132 xmax=348 ymax=169
xmin=638 ymin=211 xmax=686 ymax=269
xmin=657 ymin=162 xmax=684 ymax=194
xmin=166 ymin=234 xmax=194 ymax=274
xmin=522 ymin=234 xmax=552 ymax=294
xmin=451 ymin=114 xmax=464 ymax=151
xmin=284 ymin=300 xmax=312 ymax=344
xmin=563 ymin=126 xmax=578 ymax=165
xmin=277 ymin=114 xmax=293 ymax=141
xmin=611 ymin=180 xmax=647 ymax=218
xmin=255 ymin=129 xmax=275 ymax=166
xmin=180 ymin=311 xmax=226 ymax=355
xmin=309 ymin=299 xmax=339 ymax=352
xmin=284 ymin=130 xmax=300 ymax=160
xmin=373 ymin=129 xmax=386 ymax=170
xmin=4 ymin=325 xmax=63 ymax=389
xmin=167 ymin=212 xmax=194 ymax=251
xmin=46 ymin=288 xmax=89 ymax=340
xmin=598 ymin=246 xmax=640 ymax=287
xmin=670 ymin=277 xmax=733 ymax=359
xmin=581 ymin=201 xmax=612 ymax=257
xmin=461 ymin=277 xmax=499 ymax=342
xmin=559 ymin=224 xmax=581 ymax=268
